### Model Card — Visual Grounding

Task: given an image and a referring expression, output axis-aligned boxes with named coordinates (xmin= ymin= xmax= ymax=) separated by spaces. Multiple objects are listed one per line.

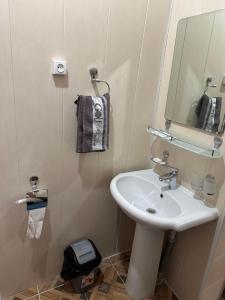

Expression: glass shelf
xmin=147 ymin=126 xmax=222 ymax=159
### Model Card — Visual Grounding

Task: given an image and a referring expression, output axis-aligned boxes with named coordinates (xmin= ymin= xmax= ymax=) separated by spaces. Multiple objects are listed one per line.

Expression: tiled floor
xmin=6 ymin=252 xmax=178 ymax=300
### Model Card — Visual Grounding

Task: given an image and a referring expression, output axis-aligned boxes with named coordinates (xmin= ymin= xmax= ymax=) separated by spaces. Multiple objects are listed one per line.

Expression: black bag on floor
xmin=61 ymin=239 xmax=102 ymax=293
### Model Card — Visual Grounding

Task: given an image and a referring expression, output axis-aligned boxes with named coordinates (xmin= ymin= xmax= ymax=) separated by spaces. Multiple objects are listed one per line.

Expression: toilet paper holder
xmin=16 ymin=176 xmax=48 ymax=210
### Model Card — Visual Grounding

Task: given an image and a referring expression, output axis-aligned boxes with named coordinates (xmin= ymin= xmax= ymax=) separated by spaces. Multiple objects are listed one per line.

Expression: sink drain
xmin=146 ymin=208 xmax=156 ymax=214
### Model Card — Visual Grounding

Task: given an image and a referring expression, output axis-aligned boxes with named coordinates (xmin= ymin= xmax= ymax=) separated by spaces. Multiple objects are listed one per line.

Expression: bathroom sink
xmin=110 ymin=169 xmax=218 ymax=231
xmin=110 ymin=169 xmax=219 ymax=300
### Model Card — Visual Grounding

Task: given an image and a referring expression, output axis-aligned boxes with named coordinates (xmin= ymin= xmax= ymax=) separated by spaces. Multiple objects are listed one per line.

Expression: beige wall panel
xmin=95 ymin=0 xmax=150 ymax=253
xmin=61 ymin=0 xmax=114 ymax=258
xmin=127 ymin=0 xmax=172 ymax=170
xmin=9 ymin=0 xmax=64 ymax=289
xmin=0 ymin=0 xmax=26 ymax=296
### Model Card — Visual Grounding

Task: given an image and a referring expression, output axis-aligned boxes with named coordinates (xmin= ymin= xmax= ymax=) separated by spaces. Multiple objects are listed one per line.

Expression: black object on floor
xmin=61 ymin=239 xmax=102 ymax=293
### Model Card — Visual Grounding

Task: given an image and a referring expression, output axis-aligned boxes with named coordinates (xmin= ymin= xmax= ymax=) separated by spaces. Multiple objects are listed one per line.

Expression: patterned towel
xmin=75 ymin=93 xmax=110 ymax=153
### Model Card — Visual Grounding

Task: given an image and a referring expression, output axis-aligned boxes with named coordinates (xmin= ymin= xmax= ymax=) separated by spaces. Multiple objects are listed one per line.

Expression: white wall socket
xmin=52 ymin=60 xmax=67 ymax=75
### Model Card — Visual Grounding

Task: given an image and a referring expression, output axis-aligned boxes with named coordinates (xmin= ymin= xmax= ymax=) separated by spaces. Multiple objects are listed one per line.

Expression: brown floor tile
xmin=109 ymin=282 xmax=131 ymax=300
xmin=109 ymin=251 xmax=130 ymax=282
xmin=38 ymin=277 xmax=64 ymax=293
xmin=110 ymin=260 xmax=129 ymax=285
xmin=109 ymin=252 xmax=131 ymax=265
xmin=87 ymin=261 xmax=131 ymax=300
xmin=89 ymin=280 xmax=131 ymax=300
xmin=113 ymin=259 xmax=129 ymax=273
xmin=5 ymin=287 xmax=38 ymax=300
xmin=7 ymin=297 xmax=39 ymax=300
xmin=14 ymin=297 xmax=39 ymax=300
xmin=98 ymin=259 xmax=112 ymax=273
xmin=155 ymin=283 xmax=177 ymax=300
xmin=7 ymin=252 xmax=177 ymax=300
xmin=96 ymin=259 xmax=118 ymax=284
xmin=39 ymin=282 xmax=86 ymax=300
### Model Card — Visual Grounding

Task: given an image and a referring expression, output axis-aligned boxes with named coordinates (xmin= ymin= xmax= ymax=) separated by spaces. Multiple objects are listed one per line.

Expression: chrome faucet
xmin=151 ymin=150 xmax=179 ymax=190
xmin=159 ymin=167 xmax=178 ymax=190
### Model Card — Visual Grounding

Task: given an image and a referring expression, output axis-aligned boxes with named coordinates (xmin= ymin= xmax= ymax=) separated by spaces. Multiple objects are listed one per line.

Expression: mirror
xmin=165 ymin=9 xmax=225 ymax=135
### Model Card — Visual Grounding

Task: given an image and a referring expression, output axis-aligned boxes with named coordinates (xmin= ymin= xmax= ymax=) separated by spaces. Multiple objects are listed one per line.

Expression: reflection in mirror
xmin=165 ymin=9 xmax=225 ymax=134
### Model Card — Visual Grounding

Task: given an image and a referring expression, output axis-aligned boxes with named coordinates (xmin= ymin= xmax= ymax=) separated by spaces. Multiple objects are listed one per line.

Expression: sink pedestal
xmin=126 ymin=224 xmax=164 ymax=300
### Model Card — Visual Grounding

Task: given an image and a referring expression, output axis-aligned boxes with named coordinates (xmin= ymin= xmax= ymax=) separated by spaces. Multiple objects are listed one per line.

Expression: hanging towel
xmin=195 ymin=95 xmax=222 ymax=133
xmin=75 ymin=93 xmax=110 ymax=153
xmin=195 ymin=94 xmax=211 ymax=128
xmin=204 ymin=97 xmax=222 ymax=133
xmin=202 ymin=98 xmax=213 ymax=130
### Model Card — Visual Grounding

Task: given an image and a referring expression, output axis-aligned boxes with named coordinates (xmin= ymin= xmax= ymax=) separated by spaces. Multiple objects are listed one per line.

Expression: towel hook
xmin=89 ymin=67 xmax=110 ymax=94
xmin=204 ymin=76 xmax=217 ymax=94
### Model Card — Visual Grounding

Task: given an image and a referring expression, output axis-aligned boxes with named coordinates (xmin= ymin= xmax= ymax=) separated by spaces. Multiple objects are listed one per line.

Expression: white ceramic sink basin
xmin=110 ymin=169 xmax=219 ymax=300
xmin=110 ymin=169 xmax=218 ymax=231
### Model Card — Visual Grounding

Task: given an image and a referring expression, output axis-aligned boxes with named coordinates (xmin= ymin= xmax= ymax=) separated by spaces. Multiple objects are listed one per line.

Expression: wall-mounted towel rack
xmin=204 ymin=76 xmax=217 ymax=94
xmin=89 ymin=67 xmax=110 ymax=94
